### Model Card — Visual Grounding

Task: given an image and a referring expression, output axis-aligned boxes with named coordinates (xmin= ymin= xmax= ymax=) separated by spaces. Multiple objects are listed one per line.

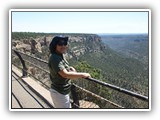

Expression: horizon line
xmin=12 ymin=31 xmax=148 ymax=35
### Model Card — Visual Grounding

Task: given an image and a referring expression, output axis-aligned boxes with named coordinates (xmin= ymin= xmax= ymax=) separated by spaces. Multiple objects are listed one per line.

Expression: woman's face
xmin=56 ymin=40 xmax=68 ymax=54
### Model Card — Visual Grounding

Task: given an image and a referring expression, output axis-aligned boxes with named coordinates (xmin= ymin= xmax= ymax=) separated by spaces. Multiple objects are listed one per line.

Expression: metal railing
xmin=12 ymin=49 xmax=149 ymax=108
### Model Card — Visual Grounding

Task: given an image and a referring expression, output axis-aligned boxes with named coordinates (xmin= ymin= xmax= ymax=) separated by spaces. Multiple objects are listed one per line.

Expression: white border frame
xmin=9 ymin=9 xmax=151 ymax=111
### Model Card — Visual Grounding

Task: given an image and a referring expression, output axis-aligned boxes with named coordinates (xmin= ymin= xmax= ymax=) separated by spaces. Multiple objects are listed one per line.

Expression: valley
xmin=11 ymin=32 xmax=149 ymax=108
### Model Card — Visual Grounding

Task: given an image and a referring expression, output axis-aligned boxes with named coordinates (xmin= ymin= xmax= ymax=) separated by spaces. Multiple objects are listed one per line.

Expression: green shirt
xmin=48 ymin=52 xmax=71 ymax=95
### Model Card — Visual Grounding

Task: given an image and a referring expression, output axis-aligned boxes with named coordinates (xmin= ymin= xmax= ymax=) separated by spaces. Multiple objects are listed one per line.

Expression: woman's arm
xmin=58 ymin=69 xmax=91 ymax=80
xmin=69 ymin=66 xmax=77 ymax=72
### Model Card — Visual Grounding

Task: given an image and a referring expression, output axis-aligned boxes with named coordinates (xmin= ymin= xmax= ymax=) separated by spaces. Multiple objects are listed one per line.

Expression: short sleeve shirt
xmin=48 ymin=52 xmax=71 ymax=95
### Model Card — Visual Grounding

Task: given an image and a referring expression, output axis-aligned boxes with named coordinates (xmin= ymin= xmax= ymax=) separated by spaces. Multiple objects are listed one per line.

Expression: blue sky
xmin=12 ymin=11 xmax=148 ymax=34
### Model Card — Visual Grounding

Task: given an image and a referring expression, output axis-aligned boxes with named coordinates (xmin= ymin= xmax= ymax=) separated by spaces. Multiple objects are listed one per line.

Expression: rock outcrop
xmin=12 ymin=33 xmax=106 ymax=60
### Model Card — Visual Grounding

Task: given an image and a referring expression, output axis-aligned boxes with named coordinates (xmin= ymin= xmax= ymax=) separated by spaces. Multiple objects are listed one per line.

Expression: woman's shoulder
xmin=49 ymin=53 xmax=62 ymax=61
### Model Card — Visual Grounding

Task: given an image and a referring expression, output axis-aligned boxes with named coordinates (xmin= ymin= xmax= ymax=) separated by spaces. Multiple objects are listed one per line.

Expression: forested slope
xmin=12 ymin=32 xmax=149 ymax=108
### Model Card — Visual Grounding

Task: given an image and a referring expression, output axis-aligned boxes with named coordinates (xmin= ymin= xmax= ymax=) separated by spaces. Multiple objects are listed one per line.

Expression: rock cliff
xmin=12 ymin=33 xmax=106 ymax=61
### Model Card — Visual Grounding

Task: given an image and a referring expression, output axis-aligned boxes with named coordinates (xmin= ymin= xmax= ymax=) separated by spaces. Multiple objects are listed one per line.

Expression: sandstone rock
xmin=30 ymin=38 xmax=37 ymax=54
xmin=79 ymin=100 xmax=99 ymax=108
xmin=27 ymin=67 xmax=36 ymax=76
xmin=35 ymin=42 xmax=42 ymax=53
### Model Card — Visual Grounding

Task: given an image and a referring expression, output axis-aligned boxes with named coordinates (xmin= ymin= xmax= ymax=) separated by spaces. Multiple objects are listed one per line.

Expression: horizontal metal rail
xmin=12 ymin=63 xmax=50 ymax=89
xmin=72 ymin=83 xmax=124 ymax=108
xmin=12 ymin=49 xmax=49 ymax=71
xmin=12 ymin=49 xmax=149 ymax=102
xmin=86 ymin=77 xmax=148 ymax=101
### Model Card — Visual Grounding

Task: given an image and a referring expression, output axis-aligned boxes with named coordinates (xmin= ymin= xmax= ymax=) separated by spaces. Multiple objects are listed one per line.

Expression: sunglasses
xmin=57 ymin=42 xmax=68 ymax=46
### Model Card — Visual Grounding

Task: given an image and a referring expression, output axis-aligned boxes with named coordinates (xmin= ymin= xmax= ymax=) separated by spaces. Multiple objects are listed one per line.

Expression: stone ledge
xmin=12 ymin=65 xmax=55 ymax=108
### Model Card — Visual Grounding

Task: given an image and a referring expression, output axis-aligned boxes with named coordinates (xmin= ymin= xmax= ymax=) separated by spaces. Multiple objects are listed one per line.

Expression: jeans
xmin=50 ymin=88 xmax=71 ymax=108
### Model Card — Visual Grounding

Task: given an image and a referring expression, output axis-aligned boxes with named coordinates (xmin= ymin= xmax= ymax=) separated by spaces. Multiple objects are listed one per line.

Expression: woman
xmin=48 ymin=36 xmax=91 ymax=108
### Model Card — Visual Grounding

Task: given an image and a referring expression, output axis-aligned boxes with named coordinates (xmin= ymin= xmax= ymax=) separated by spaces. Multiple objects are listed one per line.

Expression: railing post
xmin=13 ymin=50 xmax=28 ymax=77
xmin=71 ymin=84 xmax=80 ymax=108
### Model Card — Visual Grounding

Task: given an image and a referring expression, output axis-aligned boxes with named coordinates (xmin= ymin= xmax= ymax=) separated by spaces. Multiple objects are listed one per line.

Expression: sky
xmin=12 ymin=11 xmax=149 ymax=34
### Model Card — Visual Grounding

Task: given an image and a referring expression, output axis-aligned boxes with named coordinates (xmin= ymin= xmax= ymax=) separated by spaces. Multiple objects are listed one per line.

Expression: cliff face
xmin=66 ymin=34 xmax=105 ymax=60
xmin=12 ymin=33 xmax=106 ymax=60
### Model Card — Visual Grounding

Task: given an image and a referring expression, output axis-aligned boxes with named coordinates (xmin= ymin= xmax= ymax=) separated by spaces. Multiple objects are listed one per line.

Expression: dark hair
xmin=49 ymin=36 xmax=68 ymax=54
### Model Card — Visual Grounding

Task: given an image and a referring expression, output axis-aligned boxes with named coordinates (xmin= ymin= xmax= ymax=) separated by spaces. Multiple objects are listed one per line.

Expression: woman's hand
xmin=81 ymin=73 xmax=91 ymax=78
xmin=69 ymin=67 xmax=91 ymax=78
